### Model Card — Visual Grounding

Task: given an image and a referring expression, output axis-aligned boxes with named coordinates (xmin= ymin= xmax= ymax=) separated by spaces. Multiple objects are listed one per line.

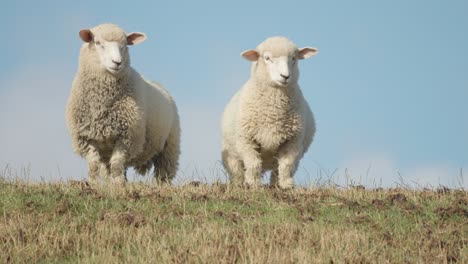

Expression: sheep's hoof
xmin=87 ymin=177 xmax=99 ymax=186
xmin=229 ymin=178 xmax=244 ymax=187
xmin=110 ymin=176 xmax=126 ymax=187
xmin=243 ymin=181 xmax=260 ymax=189
xmin=278 ymin=179 xmax=294 ymax=189
xmin=152 ymin=177 xmax=172 ymax=186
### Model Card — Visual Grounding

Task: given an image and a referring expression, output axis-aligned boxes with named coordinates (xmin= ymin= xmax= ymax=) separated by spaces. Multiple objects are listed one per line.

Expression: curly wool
xmin=66 ymin=23 xmax=180 ymax=183
xmin=221 ymin=37 xmax=316 ymax=188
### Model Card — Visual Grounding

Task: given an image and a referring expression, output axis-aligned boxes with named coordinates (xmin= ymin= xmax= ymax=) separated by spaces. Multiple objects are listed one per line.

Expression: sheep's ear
xmin=241 ymin=50 xmax=260 ymax=61
xmin=127 ymin=32 xmax=147 ymax=45
xmin=298 ymin=47 xmax=318 ymax=60
xmin=79 ymin=29 xmax=93 ymax=43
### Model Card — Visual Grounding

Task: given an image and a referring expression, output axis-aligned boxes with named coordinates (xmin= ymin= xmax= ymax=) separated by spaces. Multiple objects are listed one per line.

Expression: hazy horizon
xmin=0 ymin=0 xmax=467 ymax=188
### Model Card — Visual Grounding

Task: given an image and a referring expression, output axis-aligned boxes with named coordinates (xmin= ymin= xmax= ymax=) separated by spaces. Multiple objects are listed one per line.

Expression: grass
xmin=0 ymin=179 xmax=467 ymax=263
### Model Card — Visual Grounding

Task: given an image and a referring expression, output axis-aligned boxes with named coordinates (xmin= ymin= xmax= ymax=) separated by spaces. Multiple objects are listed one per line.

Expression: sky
xmin=0 ymin=0 xmax=467 ymax=188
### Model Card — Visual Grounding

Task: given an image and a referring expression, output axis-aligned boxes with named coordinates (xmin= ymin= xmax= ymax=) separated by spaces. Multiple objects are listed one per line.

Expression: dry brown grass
xmin=0 ymin=179 xmax=467 ymax=263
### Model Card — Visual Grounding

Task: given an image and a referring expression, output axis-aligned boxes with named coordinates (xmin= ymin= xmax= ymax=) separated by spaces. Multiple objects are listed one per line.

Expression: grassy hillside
xmin=0 ymin=179 xmax=466 ymax=263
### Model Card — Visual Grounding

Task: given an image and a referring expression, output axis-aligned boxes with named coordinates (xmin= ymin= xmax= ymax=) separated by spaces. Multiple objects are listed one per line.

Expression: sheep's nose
xmin=280 ymin=73 xmax=290 ymax=80
xmin=112 ymin=59 xmax=122 ymax=66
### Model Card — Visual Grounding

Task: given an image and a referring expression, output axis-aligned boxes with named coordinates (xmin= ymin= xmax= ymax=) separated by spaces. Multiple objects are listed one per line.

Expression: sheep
xmin=66 ymin=23 xmax=180 ymax=185
xmin=221 ymin=36 xmax=318 ymax=189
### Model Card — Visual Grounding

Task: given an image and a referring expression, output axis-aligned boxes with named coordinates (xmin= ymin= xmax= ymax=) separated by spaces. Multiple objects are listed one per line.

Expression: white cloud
xmin=338 ymin=153 xmax=467 ymax=189
xmin=402 ymin=165 xmax=466 ymax=189
xmin=0 ymin=63 xmax=85 ymax=181
xmin=338 ymin=153 xmax=399 ymax=187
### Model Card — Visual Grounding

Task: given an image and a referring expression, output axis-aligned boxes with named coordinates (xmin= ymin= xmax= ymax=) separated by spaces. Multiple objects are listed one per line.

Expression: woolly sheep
xmin=66 ymin=23 xmax=180 ymax=185
xmin=221 ymin=36 xmax=318 ymax=188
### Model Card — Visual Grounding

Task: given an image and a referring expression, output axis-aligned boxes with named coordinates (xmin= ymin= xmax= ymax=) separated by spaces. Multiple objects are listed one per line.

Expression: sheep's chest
xmin=81 ymin=102 xmax=129 ymax=140
xmin=253 ymin=111 xmax=301 ymax=152
xmin=78 ymin=91 xmax=136 ymax=144
xmin=241 ymin=90 xmax=302 ymax=153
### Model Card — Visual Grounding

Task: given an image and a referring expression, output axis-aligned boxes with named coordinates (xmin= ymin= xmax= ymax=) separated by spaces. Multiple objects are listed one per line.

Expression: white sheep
xmin=221 ymin=36 xmax=318 ymax=188
xmin=66 ymin=23 xmax=180 ymax=185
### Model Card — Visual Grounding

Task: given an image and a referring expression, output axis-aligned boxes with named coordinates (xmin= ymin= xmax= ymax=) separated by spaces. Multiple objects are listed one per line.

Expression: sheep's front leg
xmin=276 ymin=142 xmax=303 ymax=189
xmin=85 ymin=145 xmax=100 ymax=184
xmin=238 ymin=139 xmax=262 ymax=187
xmin=222 ymin=150 xmax=244 ymax=186
xmin=100 ymin=163 xmax=111 ymax=179
xmin=109 ymin=148 xmax=127 ymax=186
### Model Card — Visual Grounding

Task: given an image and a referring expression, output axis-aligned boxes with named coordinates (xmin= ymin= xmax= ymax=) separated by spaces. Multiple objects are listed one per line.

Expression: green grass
xmin=0 ymin=179 xmax=466 ymax=263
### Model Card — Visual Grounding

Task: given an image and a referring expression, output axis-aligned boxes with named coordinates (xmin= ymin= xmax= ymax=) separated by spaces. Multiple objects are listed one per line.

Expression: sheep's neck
xmin=252 ymin=80 xmax=298 ymax=100
xmin=247 ymin=81 xmax=301 ymax=120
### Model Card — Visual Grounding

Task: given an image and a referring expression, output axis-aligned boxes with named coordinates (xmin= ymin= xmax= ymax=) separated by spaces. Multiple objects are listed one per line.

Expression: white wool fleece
xmin=221 ymin=36 xmax=318 ymax=189
xmin=66 ymin=23 xmax=180 ymax=185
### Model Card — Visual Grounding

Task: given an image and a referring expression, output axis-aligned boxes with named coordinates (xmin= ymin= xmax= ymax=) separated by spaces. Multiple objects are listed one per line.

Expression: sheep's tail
xmin=152 ymin=124 xmax=180 ymax=183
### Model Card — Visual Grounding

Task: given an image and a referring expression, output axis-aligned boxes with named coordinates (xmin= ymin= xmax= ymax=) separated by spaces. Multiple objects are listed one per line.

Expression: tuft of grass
xmin=0 ymin=179 xmax=466 ymax=263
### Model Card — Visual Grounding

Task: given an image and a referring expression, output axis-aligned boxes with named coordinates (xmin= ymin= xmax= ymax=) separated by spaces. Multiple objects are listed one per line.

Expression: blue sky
xmin=0 ymin=0 xmax=467 ymax=187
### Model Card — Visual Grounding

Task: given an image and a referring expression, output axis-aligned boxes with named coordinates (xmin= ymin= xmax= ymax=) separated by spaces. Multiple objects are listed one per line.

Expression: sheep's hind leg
xmin=222 ymin=150 xmax=244 ymax=186
xmin=153 ymin=129 xmax=180 ymax=184
xmin=134 ymin=161 xmax=151 ymax=176
xmin=270 ymin=168 xmax=279 ymax=187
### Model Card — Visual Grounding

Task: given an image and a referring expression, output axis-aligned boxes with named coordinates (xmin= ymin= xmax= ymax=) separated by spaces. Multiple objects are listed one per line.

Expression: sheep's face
xmin=242 ymin=37 xmax=317 ymax=87
xmin=79 ymin=25 xmax=146 ymax=75
xmin=263 ymin=51 xmax=296 ymax=87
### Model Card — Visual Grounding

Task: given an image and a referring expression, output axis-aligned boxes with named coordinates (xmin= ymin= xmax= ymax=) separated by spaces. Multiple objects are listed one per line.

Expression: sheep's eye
xmin=95 ymin=41 xmax=101 ymax=46
xmin=264 ymin=56 xmax=271 ymax=61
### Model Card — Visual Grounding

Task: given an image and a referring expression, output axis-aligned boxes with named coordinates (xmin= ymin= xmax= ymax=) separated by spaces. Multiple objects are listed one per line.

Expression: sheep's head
xmin=242 ymin=37 xmax=317 ymax=87
xmin=79 ymin=23 xmax=146 ymax=75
